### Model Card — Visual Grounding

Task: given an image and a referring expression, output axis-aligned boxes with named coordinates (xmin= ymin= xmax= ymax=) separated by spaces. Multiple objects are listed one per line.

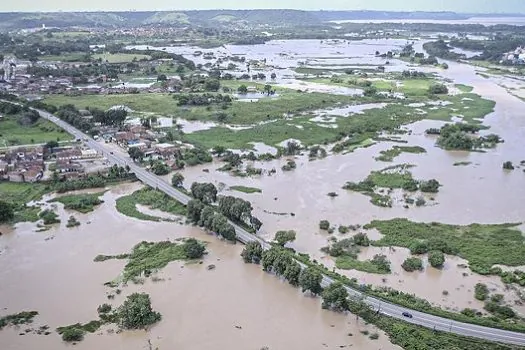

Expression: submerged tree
xmin=117 ymin=293 xmax=161 ymax=329
xmin=299 ymin=267 xmax=323 ymax=295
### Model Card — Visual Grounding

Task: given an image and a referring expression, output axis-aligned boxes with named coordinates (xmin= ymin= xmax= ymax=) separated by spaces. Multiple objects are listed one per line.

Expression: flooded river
xmin=0 ymin=184 xmax=398 ymax=350
xmin=175 ymin=40 xmax=525 ymax=314
xmin=3 ymin=38 xmax=525 ymax=348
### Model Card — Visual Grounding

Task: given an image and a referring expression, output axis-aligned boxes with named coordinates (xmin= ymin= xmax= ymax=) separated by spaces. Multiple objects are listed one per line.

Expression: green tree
xmin=204 ymin=79 xmax=220 ymax=92
xmin=263 ymin=84 xmax=272 ymax=95
xmin=117 ymin=293 xmax=161 ymax=329
xmin=241 ymin=241 xmax=263 ymax=263
xmin=128 ymin=147 xmax=144 ymax=162
xmin=353 ymin=232 xmax=370 ymax=246
xmin=299 ymin=267 xmax=323 ymax=295
xmin=212 ymin=145 xmax=227 ymax=156
xmin=370 ymin=254 xmax=391 ymax=273
xmin=401 ymin=257 xmax=424 ymax=272
xmin=187 ymin=199 xmax=205 ymax=223
xmin=503 ymin=161 xmax=514 ymax=170
xmin=428 ymin=250 xmax=445 ymax=268
xmin=364 ymin=86 xmax=378 ymax=96
xmin=409 ymin=241 xmax=429 ymax=254
xmin=171 ymin=173 xmax=184 ymax=188
xmin=283 ymin=261 xmax=302 ymax=286
xmin=419 ymin=179 xmax=441 ymax=193
xmin=319 ymin=220 xmax=330 ymax=230
xmin=182 ymin=238 xmax=205 ymax=259
xmin=428 ymin=83 xmax=449 ymax=95
xmin=322 ymin=282 xmax=349 ymax=311
xmin=237 ymin=84 xmax=248 ymax=94
xmin=151 ymin=161 xmax=170 ymax=175
xmin=191 ymin=182 xmax=217 ymax=204
xmin=474 ymin=283 xmax=489 ymax=301
xmin=61 ymin=328 xmax=84 ymax=342
xmin=273 ymin=230 xmax=296 ymax=246
xmin=217 ymin=195 xmax=254 ymax=225
xmin=157 ymin=74 xmax=167 ymax=81
xmin=0 ymin=200 xmax=14 ymax=223
xmin=45 ymin=140 xmax=59 ymax=150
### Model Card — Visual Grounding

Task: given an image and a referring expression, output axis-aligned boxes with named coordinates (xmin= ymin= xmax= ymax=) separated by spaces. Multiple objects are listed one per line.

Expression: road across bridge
xmin=34 ymin=106 xmax=525 ymax=346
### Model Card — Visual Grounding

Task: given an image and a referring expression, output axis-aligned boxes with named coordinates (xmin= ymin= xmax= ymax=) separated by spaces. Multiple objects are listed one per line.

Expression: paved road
xmin=35 ymin=107 xmax=525 ymax=346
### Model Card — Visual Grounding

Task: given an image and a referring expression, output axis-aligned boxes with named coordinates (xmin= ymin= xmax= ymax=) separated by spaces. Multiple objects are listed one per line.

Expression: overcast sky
xmin=1 ymin=0 xmax=525 ymax=13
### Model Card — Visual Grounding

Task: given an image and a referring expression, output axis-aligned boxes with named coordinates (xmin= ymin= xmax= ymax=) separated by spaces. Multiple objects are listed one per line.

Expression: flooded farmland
xmin=162 ymin=38 xmax=525 ymax=314
xmin=0 ymin=184 xmax=398 ymax=350
xmin=3 ymin=34 xmax=525 ymax=349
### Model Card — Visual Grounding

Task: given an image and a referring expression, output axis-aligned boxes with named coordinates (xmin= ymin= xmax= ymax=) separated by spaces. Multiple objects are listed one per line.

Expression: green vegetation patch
xmin=115 ymin=187 xmax=186 ymax=222
xmin=335 ymin=255 xmax=391 ymax=274
xmin=44 ymin=89 xmax=362 ymax=125
xmin=92 ymin=53 xmax=151 ymax=63
xmin=366 ymin=218 xmax=525 ymax=274
xmin=0 ymin=181 xmax=50 ymax=204
xmin=97 ymin=239 xmax=206 ymax=282
xmin=375 ymin=145 xmax=426 ymax=162
xmin=39 ymin=209 xmax=60 ymax=225
xmin=0 ymin=113 xmax=70 ymax=145
xmin=230 ymin=185 xmax=262 ymax=194
xmin=57 ymin=320 xmax=102 ymax=342
xmin=0 ymin=182 xmax=52 ymax=224
xmin=456 ymin=84 xmax=474 ymax=93
xmin=50 ymin=192 xmax=105 ymax=213
xmin=343 ymin=164 xmax=440 ymax=207
xmin=0 ymin=311 xmax=38 ymax=329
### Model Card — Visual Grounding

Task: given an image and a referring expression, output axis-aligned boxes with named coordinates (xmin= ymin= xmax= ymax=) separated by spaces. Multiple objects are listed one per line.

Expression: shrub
xmin=502 ymin=161 xmax=514 ymax=170
xmin=353 ymin=232 xmax=370 ymax=246
xmin=428 ymin=83 xmax=448 ymax=94
xmin=428 ymin=250 xmax=445 ymax=268
xmin=182 ymin=238 xmax=206 ymax=259
xmin=61 ymin=328 xmax=84 ymax=342
xmin=409 ymin=241 xmax=429 ymax=254
xmin=401 ymin=257 xmax=424 ymax=272
xmin=117 ymin=293 xmax=161 ymax=329
xmin=319 ymin=220 xmax=330 ymax=230
xmin=474 ymin=283 xmax=489 ymax=301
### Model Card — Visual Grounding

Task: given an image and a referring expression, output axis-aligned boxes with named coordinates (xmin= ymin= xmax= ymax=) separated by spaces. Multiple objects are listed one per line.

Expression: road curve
xmin=35 ymin=107 xmax=525 ymax=346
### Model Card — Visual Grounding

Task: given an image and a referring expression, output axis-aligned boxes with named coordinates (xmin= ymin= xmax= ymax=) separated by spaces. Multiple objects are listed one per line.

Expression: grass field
xmin=0 ymin=115 xmax=71 ymax=145
xmin=0 ymin=182 xmax=50 ymax=204
xmin=305 ymin=77 xmax=436 ymax=97
xmin=92 ymin=53 xmax=151 ymax=63
xmin=335 ymin=255 xmax=390 ymax=274
xmin=50 ymin=192 xmax=105 ymax=213
xmin=43 ymin=84 xmax=494 ymax=150
xmin=40 ymin=53 xmax=91 ymax=62
xmin=0 ymin=182 xmax=52 ymax=223
xmin=115 ymin=187 xmax=186 ymax=221
xmin=43 ymin=89 xmax=366 ymax=125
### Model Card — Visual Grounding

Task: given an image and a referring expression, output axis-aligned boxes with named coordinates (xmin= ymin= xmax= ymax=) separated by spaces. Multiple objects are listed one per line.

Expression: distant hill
xmin=0 ymin=10 xmax=523 ymax=30
xmin=312 ymin=10 xmax=470 ymax=21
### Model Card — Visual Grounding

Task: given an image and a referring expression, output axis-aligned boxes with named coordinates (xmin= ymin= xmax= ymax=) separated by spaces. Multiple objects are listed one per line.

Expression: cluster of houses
xmin=109 ymin=124 xmax=185 ymax=160
xmin=0 ymin=146 xmax=45 ymax=182
xmin=502 ymin=47 xmax=525 ymax=65
xmin=0 ymin=144 xmax=105 ymax=182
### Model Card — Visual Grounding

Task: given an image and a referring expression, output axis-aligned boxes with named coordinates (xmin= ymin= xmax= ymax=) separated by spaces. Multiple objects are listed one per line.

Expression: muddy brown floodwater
xmin=178 ymin=47 xmax=525 ymax=315
xmin=0 ymin=184 xmax=398 ymax=350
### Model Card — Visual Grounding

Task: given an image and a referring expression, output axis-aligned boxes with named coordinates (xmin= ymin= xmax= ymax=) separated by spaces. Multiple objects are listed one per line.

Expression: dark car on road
xmin=402 ymin=311 xmax=413 ymax=318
